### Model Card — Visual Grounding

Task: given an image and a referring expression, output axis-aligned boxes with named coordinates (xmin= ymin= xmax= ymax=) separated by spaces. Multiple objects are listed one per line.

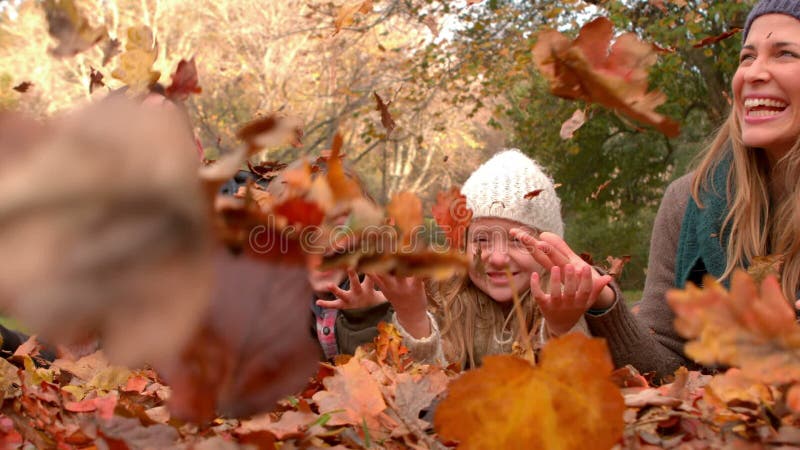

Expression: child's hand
xmin=368 ymin=274 xmax=431 ymax=339
xmin=315 ymin=270 xmax=387 ymax=310
xmin=530 ymin=264 xmax=612 ymax=336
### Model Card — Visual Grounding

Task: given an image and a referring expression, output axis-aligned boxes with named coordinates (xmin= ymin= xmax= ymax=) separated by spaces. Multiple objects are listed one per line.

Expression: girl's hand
xmin=530 ymin=264 xmax=612 ymax=336
xmin=316 ymin=270 xmax=387 ymax=310
xmin=368 ymin=274 xmax=431 ymax=339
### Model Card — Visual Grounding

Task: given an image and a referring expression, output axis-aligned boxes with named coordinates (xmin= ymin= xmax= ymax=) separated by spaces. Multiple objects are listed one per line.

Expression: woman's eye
xmin=778 ymin=50 xmax=799 ymax=58
xmin=739 ymin=53 xmax=755 ymax=63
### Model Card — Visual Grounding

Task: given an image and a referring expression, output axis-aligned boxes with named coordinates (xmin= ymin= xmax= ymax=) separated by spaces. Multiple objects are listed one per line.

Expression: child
xmin=372 ymin=149 xmax=615 ymax=367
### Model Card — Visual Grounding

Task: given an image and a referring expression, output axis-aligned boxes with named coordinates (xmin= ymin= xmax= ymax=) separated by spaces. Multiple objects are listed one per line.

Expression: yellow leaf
xmin=111 ymin=26 xmax=160 ymax=94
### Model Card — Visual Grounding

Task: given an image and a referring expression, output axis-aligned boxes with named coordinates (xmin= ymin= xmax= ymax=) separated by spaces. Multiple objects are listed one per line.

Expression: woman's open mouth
xmin=745 ymin=97 xmax=788 ymax=118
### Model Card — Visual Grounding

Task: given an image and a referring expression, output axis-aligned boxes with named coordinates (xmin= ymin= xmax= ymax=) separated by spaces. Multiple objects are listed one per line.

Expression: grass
xmin=622 ymin=290 xmax=643 ymax=306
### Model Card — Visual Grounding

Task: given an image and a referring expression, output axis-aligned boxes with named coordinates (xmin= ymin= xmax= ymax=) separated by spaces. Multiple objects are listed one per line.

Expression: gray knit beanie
xmin=461 ymin=149 xmax=564 ymax=237
xmin=743 ymin=0 xmax=800 ymax=43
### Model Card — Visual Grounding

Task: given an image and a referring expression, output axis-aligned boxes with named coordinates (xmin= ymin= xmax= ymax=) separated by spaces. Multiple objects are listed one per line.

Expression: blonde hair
xmin=693 ymin=108 xmax=800 ymax=302
xmin=428 ymin=274 xmax=545 ymax=368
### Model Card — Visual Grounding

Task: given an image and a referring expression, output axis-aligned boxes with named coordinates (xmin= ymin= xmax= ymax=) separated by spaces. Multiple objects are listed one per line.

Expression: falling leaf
xmin=101 ymin=38 xmax=122 ymax=66
xmin=387 ymin=191 xmax=423 ymax=244
xmin=312 ymin=356 xmax=387 ymax=429
xmin=746 ymin=254 xmax=784 ymax=284
xmin=373 ymin=92 xmax=396 ymax=135
xmin=533 ymin=17 xmax=680 ymax=137
xmin=668 ymin=271 xmax=800 ymax=385
xmin=422 ymin=16 xmax=439 ymax=36
xmin=43 ymin=0 xmax=108 ymax=57
xmin=89 ymin=67 xmax=105 ymax=94
xmin=165 ymin=58 xmax=202 ymax=102
xmin=333 ymin=0 xmax=374 ymax=35
xmin=12 ymin=82 xmax=32 ymax=93
xmin=236 ymin=114 xmax=304 ymax=153
xmin=434 ymin=333 xmax=625 ymax=449
xmin=692 ymin=28 xmax=742 ymax=48
xmin=591 ymin=179 xmax=612 ymax=199
xmin=605 ymin=255 xmax=631 ymax=279
xmin=111 ymin=26 xmax=160 ymax=95
xmin=0 ymin=96 xmax=212 ymax=369
xmin=159 ymin=249 xmax=319 ymax=422
xmin=325 ymin=133 xmax=362 ymax=202
xmin=431 ymin=187 xmax=472 ymax=250
xmin=559 ymin=108 xmax=586 ymax=139
xmin=524 ymin=189 xmax=544 ymax=199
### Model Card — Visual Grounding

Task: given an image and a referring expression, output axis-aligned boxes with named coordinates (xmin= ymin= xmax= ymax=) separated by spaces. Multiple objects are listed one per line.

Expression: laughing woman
xmin=528 ymin=0 xmax=800 ymax=380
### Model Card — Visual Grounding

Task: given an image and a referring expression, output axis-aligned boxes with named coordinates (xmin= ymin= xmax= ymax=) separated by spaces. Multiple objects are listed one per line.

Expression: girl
xmin=372 ymin=149 xmax=614 ymax=367
xmin=542 ymin=0 xmax=800 ymax=380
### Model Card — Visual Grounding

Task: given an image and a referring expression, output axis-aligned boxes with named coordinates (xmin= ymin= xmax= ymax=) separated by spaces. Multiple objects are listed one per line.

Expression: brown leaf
xmin=605 ymin=255 xmax=631 ymax=279
xmin=431 ymin=187 xmax=472 ymax=250
xmin=333 ymin=0 xmax=373 ymax=35
xmin=159 ymin=249 xmax=319 ymax=422
xmin=165 ymin=58 xmax=202 ymax=102
xmin=238 ymin=410 xmax=321 ymax=440
xmin=559 ymin=108 xmax=586 ymax=139
xmin=12 ymin=82 xmax=32 ymax=93
xmin=692 ymin=28 xmax=742 ymax=48
xmin=524 ymin=189 xmax=544 ymax=200
xmin=434 ymin=333 xmax=625 ymax=450
xmin=43 ymin=0 xmax=108 ymax=57
xmin=236 ymin=114 xmax=304 ymax=154
xmin=373 ymin=92 xmax=396 ymax=135
xmin=101 ymin=38 xmax=122 ymax=66
xmin=591 ymin=179 xmax=612 ymax=199
xmin=392 ymin=368 xmax=449 ymax=432
xmin=88 ymin=67 xmax=105 ymax=94
xmin=0 ymin=96 xmax=211 ymax=369
xmin=533 ymin=17 xmax=680 ymax=137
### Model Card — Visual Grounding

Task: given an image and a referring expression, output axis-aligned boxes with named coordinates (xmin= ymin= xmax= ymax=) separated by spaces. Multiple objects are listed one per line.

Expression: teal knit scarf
xmin=674 ymin=152 xmax=734 ymax=288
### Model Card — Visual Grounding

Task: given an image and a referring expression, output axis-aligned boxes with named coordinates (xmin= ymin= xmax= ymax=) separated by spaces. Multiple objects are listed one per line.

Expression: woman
xmin=373 ymin=149 xmax=614 ymax=367
xmin=531 ymin=0 xmax=800 ymax=379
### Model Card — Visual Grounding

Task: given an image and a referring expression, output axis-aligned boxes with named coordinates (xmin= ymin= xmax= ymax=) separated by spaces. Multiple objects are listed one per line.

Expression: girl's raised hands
xmin=315 ymin=269 xmax=387 ymax=310
xmin=368 ymin=274 xmax=431 ymax=339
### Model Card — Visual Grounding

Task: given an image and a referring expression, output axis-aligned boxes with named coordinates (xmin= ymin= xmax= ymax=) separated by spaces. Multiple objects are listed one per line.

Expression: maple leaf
xmin=43 ymin=0 xmax=108 ymax=58
xmin=159 ymin=249 xmax=319 ymax=422
xmin=431 ymin=187 xmax=472 ymax=250
xmin=387 ymin=191 xmax=423 ymax=245
xmin=312 ymin=355 xmax=387 ymax=430
xmin=333 ymin=0 xmax=373 ymax=35
xmin=746 ymin=254 xmax=784 ymax=284
xmin=374 ymin=91 xmax=396 ymax=135
xmin=0 ymin=96 xmax=212 ymax=369
xmin=533 ymin=17 xmax=680 ymax=137
xmin=88 ymin=67 xmax=105 ymax=94
xmin=434 ymin=333 xmax=625 ymax=450
xmin=12 ymin=82 xmax=32 ymax=93
xmin=668 ymin=271 xmax=800 ymax=385
xmin=165 ymin=58 xmax=202 ymax=102
xmin=559 ymin=108 xmax=586 ymax=139
xmin=111 ymin=26 xmax=160 ymax=95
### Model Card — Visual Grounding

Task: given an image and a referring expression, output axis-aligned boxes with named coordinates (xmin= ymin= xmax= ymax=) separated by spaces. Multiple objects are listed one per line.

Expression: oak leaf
xmin=312 ymin=355 xmax=387 ymax=429
xmin=111 ymin=26 xmax=160 ymax=95
xmin=431 ymin=187 xmax=472 ymax=250
xmin=434 ymin=333 xmax=625 ymax=450
xmin=668 ymin=271 xmax=800 ymax=385
xmin=165 ymin=58 xmax=202 ymax=102
xmin=533 ymin=17 xmax=679 ymax=137
xmin=43 ymin=0 xmax=108 ymax=58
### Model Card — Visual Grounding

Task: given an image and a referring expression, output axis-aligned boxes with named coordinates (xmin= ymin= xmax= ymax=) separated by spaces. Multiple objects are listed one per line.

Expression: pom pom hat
xmin=461 ymin=149 xmax=564 ymax=237
xmin=742 ymin=0 xmax=800 ymax=43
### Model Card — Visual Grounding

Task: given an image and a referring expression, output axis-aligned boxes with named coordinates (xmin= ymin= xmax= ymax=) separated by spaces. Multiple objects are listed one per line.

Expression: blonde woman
xmin=533 ymin=0 xmax=800 ymax=380
xmin=372 ymin=149 xmax=615 ymax=368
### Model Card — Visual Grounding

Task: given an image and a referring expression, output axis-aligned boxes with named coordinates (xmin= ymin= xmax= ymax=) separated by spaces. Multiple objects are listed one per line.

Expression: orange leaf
xmin=375 ymin=322 xmax=409 ymax=369
xmin=605 ymin=255 xmax=631 ymax=279
xmin=236 ymin=114 xmax=304 ymax=154
xmin=387 ymin=191 xmax=423 ymax=244
xmin=312 ymin=356 xmax=387 ymax=429
xmin=326 ymin=133 xmax=362 ymax=202
xmin=431 ymin=187 xmax=472 ymax=250
xmin=333 ymin=0 xmax=373 ymax=35
xmin=533 ymin=17 xmax=680 ymax=137
xmin=434 ymin=333 xmax=625 ymax=450
xmin=668 ymin=271 xmax=800 ymax=385
xmin=692 ymin=28 xmax=742 ymax=48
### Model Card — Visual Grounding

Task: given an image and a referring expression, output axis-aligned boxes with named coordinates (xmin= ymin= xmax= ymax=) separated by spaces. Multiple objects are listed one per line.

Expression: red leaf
xmin=692 ymin=28 xmax=742 ymax=48
xmin=524 ymin=189 xmax=544 ymax=199
xmin=12 ymin=82 xmax=32 ymax=93
xmin=165 ymin=58 xmax=202 ymax=102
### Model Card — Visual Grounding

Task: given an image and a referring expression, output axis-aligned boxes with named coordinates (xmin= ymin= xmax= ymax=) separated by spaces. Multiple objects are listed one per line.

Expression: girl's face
xmin=466 ymin=217 xmax=543 ymax=304
xmin=733 ymin=14 xmax=800 ymax=161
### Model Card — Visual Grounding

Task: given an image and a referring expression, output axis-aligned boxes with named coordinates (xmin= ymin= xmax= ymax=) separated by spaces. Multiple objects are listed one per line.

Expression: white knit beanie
xmin=461 ymin=149 xmax=564 ymax=237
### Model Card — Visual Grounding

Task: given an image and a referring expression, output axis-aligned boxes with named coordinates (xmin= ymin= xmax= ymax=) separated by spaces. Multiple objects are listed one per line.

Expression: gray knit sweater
xmin=586 ymin=173 xmax=697 ymax=379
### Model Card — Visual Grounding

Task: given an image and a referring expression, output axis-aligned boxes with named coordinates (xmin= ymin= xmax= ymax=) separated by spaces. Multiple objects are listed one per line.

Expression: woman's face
xmin=733 ymin=14 xmax=800 ymax=160
xmin=466 ymin=217 xmax=543 ymax=304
